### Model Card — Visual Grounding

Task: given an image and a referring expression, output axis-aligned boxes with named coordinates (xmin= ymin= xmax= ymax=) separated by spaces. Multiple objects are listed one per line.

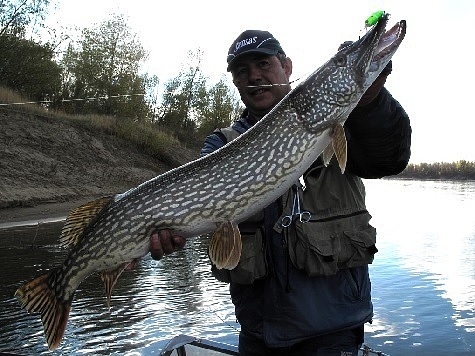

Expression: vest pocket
xmin=338 ymin=225 xmax=377 ymax=270
xmin=285 ymin=213 xmax=377 ymax=276
xmin=287 ymin=222 xmax=340 ymax=276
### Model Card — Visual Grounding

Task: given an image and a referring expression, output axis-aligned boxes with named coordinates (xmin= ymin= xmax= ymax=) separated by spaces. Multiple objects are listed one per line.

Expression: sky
xmin=43 ymin=0 xmax=474 ymax=164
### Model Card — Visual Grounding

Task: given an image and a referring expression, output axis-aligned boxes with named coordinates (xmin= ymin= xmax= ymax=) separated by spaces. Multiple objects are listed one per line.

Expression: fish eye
xmin=335 ymin=56 xmax=346 ymax=67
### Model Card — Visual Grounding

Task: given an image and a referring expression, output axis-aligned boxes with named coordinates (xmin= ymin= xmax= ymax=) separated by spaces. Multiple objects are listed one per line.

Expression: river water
xmin=0 ymin=179 xmax=474 ymax=355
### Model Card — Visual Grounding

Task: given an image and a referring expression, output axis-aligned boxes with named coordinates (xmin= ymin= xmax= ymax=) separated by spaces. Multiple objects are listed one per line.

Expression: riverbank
xmin=0 ymin=107 xmax=197 ymax=226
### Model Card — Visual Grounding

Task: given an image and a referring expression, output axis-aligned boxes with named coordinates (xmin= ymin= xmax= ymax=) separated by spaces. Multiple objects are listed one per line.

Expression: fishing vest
xmin=210 ymin=126 xmax=378 ymax=283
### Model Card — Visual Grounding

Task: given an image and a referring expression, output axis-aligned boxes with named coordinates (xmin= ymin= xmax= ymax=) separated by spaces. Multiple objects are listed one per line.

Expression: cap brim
xmin=227 ymin=48 xmax=279 ymax=71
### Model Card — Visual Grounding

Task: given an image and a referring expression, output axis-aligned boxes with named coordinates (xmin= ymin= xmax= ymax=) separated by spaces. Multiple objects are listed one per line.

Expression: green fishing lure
xmin=365 ymin=11 xmax=385 ymax=27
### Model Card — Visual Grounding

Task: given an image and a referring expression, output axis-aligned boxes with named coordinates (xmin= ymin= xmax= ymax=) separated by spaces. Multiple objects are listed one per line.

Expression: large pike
xmin=16 ymin=14 xmax=406 ymax=350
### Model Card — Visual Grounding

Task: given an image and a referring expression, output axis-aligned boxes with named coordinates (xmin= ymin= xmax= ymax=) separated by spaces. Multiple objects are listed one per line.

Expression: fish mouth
xmin=344 ymin=13 xmax=406 ymax=87
xmin=370 ymin=18 xmax=406 ymax=72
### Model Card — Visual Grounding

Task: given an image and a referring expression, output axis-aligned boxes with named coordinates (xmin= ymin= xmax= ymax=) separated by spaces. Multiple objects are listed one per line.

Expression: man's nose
xmin=247 ymin=64 xmax=262 ymax=82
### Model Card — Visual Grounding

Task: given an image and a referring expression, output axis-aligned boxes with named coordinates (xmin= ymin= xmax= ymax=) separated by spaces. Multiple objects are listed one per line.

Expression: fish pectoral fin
xmin=100 ymin=263 xmax=128 ymax=309
xmin=15 ymin=272 xmax=72 ymax=351
xmin=60 ymin=196 xmax=113 ymax=248
xmin=322 ymin=143 xmax=334 ymax=166
xmin=332 ymin=124 xmax=347 ymax=173
xmin=208 ymin=221 xmax=242 ymax=270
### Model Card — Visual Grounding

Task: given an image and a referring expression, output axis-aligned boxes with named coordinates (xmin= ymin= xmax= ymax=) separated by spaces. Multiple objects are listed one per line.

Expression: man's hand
xmin=150 ymin=230 xmax=186 ymax=260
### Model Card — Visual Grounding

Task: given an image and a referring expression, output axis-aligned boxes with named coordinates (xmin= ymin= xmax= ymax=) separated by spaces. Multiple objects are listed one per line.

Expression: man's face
xmin=230 ymin=54 xmax=292 ymax=119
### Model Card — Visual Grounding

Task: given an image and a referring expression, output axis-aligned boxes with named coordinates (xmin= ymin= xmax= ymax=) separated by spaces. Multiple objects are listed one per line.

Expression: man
xmin=150 ymin=30 xmax=411 ymax=355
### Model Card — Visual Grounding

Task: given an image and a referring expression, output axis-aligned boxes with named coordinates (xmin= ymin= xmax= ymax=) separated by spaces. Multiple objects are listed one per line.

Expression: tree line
xmin=396 ymin=160 xmax=475 ymax=180
xmin=2 ymin=1 xmax=472 ymax=174
xmin=0 ymin=0 xmax=242 ymax=145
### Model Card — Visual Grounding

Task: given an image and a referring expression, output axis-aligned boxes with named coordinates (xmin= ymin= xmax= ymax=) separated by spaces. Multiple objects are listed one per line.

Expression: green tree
xmin=0 ymin=34 xmax=61 ymax=100
xmin=398 ymin=161 xmax=475 ymax=180
xmin=157 ymin=50 xmax=242 ymax=144
xmin=0 ymin=1 xmax=62 ymax=101
xmin=196 ymin=77 xmax=241 ymax=140
xmin=59 ymin=14 xmax=156 ymax=121
xmin=0 ymin=0 xmax=50 ymax=37
xmin=157 ymin=50 xmax=207 ymax=140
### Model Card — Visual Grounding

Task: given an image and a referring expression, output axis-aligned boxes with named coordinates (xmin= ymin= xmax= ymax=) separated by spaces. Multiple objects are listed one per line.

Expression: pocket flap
xmin=309 ymin=236 xmax=337 ymax=257
xmin=343 ymin=225 xmax=376 ymax=248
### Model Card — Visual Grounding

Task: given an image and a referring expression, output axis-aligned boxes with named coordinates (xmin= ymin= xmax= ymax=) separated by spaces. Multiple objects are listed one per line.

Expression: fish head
xmin=284 ymin=14 xmax=406 ymax=130
xmin=336 ymin=13 xmax=406 ymax=99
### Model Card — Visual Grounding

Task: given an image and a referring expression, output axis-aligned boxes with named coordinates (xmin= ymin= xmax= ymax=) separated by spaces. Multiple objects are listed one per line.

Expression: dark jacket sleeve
xmin=200 ymin=131 xmax=227 ymax=157
xmin=344 ymin=87 xmax=412 ymax=178
xmin=200 ymin=116 xmax=251 ymax=156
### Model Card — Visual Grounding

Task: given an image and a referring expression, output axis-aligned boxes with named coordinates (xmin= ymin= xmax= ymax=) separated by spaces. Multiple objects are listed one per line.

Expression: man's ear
xmin=284 ymin=57 xmax=293 ymax=79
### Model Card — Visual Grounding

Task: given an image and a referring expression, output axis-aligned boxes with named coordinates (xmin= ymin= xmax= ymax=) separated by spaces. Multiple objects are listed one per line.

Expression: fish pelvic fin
xmin=209 ymin=221 xmax=242 ymax=270
xmin=15 ymin=273 xmax=72 ymax=351
xmin=332 ymin=123 xmax=347 ymax=173
xmin=100 ymin=263 xmax=129 ymax=310
xmin=60 ymin=196 xmax=113 ymax=248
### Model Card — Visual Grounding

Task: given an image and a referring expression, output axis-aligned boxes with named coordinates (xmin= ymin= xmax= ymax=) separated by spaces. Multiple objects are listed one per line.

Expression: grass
xmin=0 ymin=86 xmax=193 ymax=167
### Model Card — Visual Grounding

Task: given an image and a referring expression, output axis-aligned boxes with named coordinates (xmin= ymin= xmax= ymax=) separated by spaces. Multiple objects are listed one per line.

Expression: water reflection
xmin=0 ymin=235 xmax=239 ymax=355
xmin=364 ymin=179 xmax=475 ymax=354
xmin=0 ymin=179 xmax=474 ymax=355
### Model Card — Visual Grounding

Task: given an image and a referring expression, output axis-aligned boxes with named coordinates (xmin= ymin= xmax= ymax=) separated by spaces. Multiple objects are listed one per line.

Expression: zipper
xmin=309 ymin=209 xmax=368 ymax=223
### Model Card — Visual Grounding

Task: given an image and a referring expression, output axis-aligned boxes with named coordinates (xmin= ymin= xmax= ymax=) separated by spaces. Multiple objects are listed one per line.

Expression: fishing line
xmin=0 ymin=93 xmax=146 ymax=107
xmin=245 ymin=83 xmax=290 ymax=89
xmin=244 ymin=78 xmax=301 ymax=89
xmin=1 ymin=79 xmax=305 ymax=107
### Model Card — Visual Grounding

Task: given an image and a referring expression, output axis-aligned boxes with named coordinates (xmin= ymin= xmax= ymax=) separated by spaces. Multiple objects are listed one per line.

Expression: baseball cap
xmin=226 ymin=30 xmax=285 ymax=71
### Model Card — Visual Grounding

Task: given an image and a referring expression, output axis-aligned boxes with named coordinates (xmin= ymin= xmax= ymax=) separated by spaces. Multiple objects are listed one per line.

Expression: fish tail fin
xmin=209 ymin=221 xmax=242 ymax=270
xmin=15 ymin=273 xmax=72 ymax=351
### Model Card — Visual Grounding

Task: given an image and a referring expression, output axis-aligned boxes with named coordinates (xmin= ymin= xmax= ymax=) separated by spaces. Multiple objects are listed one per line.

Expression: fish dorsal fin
xmin=100 ymin=263 xmax=128 ymax=309
xmin=60 ymin=196 xmax=113 ymax=248
xmin=209 ymin=221 xmax=242 ymax=270
xmin=332 ymin=123 xmax=347 ymax=173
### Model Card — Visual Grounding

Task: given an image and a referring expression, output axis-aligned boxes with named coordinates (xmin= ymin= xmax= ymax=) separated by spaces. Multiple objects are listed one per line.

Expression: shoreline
xmin=0 ymin=196 xmax=101 ymax=226
xmin=0 ymin=198 xmax=102 ymax=246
